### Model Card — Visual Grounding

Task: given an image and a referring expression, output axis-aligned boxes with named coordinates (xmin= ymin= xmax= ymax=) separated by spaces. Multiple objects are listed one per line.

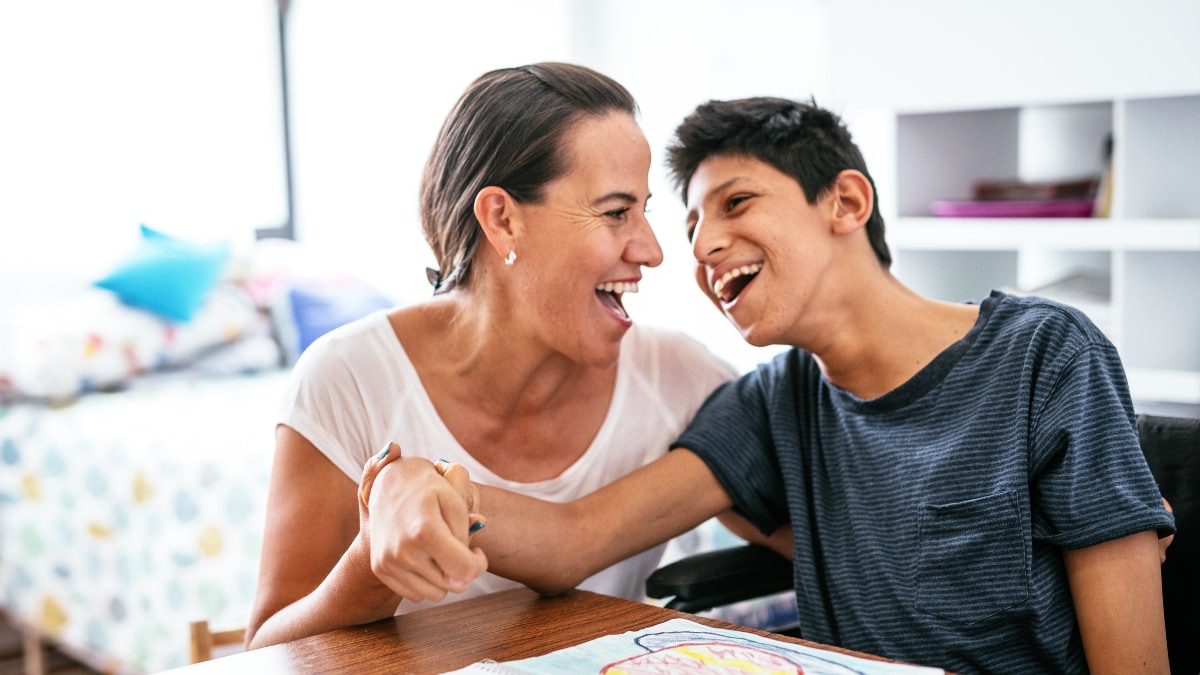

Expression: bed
xmin=0 ymin=231 xmax=396 ymax=673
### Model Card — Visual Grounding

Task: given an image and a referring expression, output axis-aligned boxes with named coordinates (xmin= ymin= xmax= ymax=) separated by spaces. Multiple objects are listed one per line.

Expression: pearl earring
xmin=504 ymin=250 xmax=516 ymax=266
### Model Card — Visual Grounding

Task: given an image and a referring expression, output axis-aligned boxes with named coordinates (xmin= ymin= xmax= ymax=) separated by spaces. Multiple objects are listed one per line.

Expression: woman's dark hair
xmin=420 ymin=62 xmax=639 ymax=293
xmin=666 ymin=97 xmax=891 ymax=268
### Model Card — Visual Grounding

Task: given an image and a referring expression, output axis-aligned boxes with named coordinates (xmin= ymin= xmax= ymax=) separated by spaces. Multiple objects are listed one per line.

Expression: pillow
xmin=272 ymin=276 xmax=394 ymax=364
xmin=94 ymin=224 xmax=230 ymax=322
xmin=0 ymin=284 xmax=273 ymax=404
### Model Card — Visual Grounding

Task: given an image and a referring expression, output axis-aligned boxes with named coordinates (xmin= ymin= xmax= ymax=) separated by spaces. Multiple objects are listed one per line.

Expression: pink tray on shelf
xmin=930 ymin=198 xmax=1095 ymax=218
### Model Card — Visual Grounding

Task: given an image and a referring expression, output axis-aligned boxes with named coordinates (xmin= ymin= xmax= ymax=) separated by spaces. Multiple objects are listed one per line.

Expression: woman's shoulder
xmin=624 ymin=324 xmax=738 ymax=385
xmin=289 ymin=309 xmax=399 ymax=380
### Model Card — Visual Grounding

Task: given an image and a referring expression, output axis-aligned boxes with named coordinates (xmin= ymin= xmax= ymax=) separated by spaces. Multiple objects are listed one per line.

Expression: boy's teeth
xmin=712 ymin=263 xmax=763 ymax=298
xmin=595 ymin=281 xmax=639 ymax=294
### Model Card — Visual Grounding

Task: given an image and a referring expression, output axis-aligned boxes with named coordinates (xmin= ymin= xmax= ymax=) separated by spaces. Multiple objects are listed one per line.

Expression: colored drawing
xmin=601 ymin=630 xmax=865 ymax=674
xmin=443 ymin=619 xmax=942 ymax=675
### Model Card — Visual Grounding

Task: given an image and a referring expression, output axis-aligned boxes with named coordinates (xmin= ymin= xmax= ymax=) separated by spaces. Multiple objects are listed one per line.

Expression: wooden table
xmin=161 ymin=589 xmax=935 ymax=674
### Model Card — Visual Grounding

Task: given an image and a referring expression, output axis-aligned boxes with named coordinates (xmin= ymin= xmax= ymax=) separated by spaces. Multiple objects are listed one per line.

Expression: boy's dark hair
xmin=666 ymin=97 xmax=891 ymax=268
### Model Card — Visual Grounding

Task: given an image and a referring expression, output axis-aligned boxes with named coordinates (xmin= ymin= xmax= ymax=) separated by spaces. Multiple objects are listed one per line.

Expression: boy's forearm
xmin=469 ymin=485 xmax=590 ymax=594
xmin=470 ymin=449 xmax=734 ymax=593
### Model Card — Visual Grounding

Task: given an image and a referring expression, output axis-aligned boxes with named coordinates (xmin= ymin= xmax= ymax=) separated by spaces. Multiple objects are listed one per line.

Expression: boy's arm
xmin=718 ymin=511 xmax=794 ymax=558
xmin=364 ymin=447 xmax=734 ymax=597
xmin=472 ymin=448 xmax=735 ymax=593
xmin=1063 ymin=529 xmax=1170 ymax=674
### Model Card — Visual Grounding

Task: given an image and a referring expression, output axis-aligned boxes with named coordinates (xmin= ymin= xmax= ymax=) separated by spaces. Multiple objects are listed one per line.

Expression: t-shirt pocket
xmin=915 ymin=490 xmax=1029 ymax=625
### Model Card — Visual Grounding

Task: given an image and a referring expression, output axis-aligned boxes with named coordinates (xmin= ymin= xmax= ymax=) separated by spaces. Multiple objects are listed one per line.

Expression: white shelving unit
xmin=886 ymin=94 xmax=1200 ymax=407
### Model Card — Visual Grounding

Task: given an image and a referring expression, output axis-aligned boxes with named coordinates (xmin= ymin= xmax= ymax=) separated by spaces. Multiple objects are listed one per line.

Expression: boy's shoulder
xmin=983 ymin=290 xmax=1111 ymax=347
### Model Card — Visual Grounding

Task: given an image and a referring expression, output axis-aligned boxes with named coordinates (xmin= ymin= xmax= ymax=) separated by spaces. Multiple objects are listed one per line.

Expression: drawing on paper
xmin=599 ymin=630 xmax=866 ymax=674
xmin=486 ymin=618 xmax=943 ymax=675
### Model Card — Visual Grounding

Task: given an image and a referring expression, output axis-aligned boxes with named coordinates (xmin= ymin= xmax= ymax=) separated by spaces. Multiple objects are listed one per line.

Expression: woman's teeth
xmin=595 ymin=281 xmax=639 ymax=294
xmin=712 ymin=263 xmax=763 ymax=301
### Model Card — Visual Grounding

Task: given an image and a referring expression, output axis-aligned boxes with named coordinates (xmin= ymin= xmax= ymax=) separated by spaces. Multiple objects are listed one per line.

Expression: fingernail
xmin=377 ymin=444 xmax=390 ymax=460
xmin=469 ymin=521 xmax=486 ymax=534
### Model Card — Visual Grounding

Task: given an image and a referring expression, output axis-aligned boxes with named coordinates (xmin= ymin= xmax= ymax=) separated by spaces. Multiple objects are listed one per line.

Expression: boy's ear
xmin=474 ymin=186 xmax=519 ymax=260
xmin=830 ymin=169 xmax=873 ymax=234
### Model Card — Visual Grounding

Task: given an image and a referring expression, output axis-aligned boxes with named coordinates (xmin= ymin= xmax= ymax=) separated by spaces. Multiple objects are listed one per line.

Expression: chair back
xmin=1137 ymin=414 xmax=1200 ymax=675
xmin=188 ymin=620 xmax=246 ymax=663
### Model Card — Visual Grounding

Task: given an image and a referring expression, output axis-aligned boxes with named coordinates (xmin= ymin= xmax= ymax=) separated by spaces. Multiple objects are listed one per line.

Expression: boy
xmin=364 ymin=97 xmax=1174 ymax=674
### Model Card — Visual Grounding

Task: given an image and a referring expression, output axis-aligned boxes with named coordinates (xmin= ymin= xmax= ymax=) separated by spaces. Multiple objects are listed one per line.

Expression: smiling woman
xmin=244 ymin=62 xmax=738 ymax=651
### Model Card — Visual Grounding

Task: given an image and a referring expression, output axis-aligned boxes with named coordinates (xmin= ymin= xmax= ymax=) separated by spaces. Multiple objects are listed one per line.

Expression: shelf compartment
xmin=1122 ymin=95 xmax=1200 ymax=219
xmin=889 ymin=218 xmax=1200 ymax=251
xmin=1127 ymin=368 xmax=1200 ymax=406
xmin=891 ymin=249 xmax=1018 ymax=303
xmin=1118 ymin=251 xmax=1200 ymax=373
xmin=896 ymin=102 xmax=1111 ymax=218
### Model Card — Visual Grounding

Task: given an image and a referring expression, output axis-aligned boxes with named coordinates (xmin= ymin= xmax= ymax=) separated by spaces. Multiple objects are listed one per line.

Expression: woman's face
xmin=509 ymin=112 xmax=662 ymax=369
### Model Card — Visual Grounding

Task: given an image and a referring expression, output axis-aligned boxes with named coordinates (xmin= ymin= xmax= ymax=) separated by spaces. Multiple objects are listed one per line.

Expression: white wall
xmin=560 ymin=0 xmax=829 ymax=372
xmin=285 ymin=0 xmax=572 ymax=302
xmin=826 ymin=0 xmax=1200 ymax=113
xmin=0 ymin=1 xmax=286 ymax=285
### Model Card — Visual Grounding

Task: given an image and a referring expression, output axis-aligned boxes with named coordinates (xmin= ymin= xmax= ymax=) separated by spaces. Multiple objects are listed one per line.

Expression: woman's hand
xmin=357 ymin=443 xmax=489 ymax=602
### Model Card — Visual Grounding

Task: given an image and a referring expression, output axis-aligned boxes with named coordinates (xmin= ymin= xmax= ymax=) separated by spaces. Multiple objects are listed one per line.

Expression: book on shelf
xmin=931 ymin=176 xmax=1101 ymax=219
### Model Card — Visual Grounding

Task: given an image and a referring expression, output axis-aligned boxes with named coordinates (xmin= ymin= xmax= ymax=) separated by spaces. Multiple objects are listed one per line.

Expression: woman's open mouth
xmin=595 ymin=281 xmax=638 ymax=324
xmin=712 ymin=263 xmax=762 ymax=304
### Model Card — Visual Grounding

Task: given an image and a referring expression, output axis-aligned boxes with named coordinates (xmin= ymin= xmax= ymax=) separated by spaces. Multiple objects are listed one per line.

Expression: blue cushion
xmin=275 ymin=278 xmax=394 ymax=363
xmin=94 ymin=224 xmax=230 ymax=322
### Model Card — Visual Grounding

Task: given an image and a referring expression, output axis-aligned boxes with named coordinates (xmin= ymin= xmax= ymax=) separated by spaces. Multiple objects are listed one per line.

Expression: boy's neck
xmin=811 ymin=279 xmax=980 ymax=400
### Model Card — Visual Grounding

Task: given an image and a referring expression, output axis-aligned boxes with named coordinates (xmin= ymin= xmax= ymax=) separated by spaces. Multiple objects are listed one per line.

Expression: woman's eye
xmin=605 ymin=207 xmax=631 ymax=219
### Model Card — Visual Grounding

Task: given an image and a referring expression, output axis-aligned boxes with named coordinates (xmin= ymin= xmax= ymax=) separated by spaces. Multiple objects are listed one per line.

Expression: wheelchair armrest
xmin=645 ymin=543 xmax=793 ymax=614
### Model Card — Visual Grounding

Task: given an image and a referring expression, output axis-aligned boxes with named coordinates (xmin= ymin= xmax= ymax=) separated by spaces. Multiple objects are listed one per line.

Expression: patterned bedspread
xmin=0 ymin=369 xmax=290 ymax=673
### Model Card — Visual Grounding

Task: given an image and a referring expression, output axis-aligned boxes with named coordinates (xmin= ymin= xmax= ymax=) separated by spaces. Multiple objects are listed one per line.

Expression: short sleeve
xmin=276 ymin=324 xmax=383 ymax=480
xmin=672 ymin=364 xmax=789 ymax=536
xmin=1029 ymin=341 xmax=1176 ymax=549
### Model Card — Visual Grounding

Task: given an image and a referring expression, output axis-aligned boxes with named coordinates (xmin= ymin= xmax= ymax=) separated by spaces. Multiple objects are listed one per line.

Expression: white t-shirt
xmin=277 ymin=310 xmax=736 ymax=612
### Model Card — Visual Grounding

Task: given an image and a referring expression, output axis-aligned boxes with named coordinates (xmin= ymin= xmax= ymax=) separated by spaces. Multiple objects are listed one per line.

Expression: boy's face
xmin=684 ymin=154 xmax=838 ymax=347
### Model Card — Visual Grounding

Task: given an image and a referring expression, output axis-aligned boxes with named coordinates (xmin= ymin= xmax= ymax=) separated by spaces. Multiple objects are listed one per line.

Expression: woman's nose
xmin=629 ymin=211 xmax=664 ymax=268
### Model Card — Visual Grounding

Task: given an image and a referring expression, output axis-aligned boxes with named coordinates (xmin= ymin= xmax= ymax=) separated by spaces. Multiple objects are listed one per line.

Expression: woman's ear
xmin=474 ymin=186 xmax=518 ymax=260
xmin=830 ymin=169 xmax=873 ymax=234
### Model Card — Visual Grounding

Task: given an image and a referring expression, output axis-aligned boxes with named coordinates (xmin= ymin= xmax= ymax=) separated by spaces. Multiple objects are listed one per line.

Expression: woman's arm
xmin=244 ymin=429 xmax=404 ymax=649
xmin=1063 ymin=529 xmax=1170 ymax=674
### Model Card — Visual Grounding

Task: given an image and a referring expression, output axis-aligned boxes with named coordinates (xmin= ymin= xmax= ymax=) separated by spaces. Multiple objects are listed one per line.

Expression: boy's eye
xmin=725 ymin=195 xmax=749 ymax=212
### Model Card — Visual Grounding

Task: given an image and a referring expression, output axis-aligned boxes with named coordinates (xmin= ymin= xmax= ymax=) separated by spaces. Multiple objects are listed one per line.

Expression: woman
xmin=244 ymin=63 xmax=737 ymax=648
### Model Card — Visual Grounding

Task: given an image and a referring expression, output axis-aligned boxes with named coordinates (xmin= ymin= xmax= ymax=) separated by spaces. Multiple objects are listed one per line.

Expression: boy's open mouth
xmin=595 ymin=281 xmax=638 ymax=321
xmin=712 ymin=263 xmax=763 ymax=304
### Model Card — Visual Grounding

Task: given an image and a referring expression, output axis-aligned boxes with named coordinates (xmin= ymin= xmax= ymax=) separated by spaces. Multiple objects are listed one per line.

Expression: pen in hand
xmin=436 ymin=458 xmax=487 ymax=536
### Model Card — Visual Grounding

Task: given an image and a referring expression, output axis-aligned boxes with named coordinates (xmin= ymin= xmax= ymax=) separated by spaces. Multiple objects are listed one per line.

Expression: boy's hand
xmin=357 ymin=443 xmax=488 ymax=602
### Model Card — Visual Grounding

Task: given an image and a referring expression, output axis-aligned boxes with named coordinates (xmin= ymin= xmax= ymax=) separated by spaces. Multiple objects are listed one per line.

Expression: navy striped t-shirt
xmin=673 ymin=291 xmax=1175 ymax=674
